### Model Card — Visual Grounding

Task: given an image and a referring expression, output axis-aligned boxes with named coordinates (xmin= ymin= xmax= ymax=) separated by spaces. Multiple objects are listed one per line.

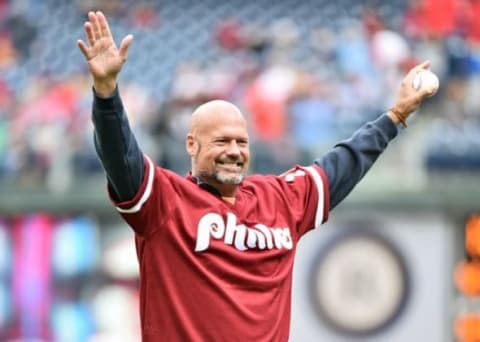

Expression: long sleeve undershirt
xmin=92 ymin=87 xmax=144 ymax=201
xmin=91 ymin=88 xmax=398 ymax=210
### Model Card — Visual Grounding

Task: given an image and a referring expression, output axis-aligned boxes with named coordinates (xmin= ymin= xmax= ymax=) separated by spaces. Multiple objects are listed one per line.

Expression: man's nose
xmin=225 ymin=140 xmax=240 ymax=156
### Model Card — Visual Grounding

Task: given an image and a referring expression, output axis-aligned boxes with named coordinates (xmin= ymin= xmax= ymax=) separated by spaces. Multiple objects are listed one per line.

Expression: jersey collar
xmin=186 ymin=174 xmax=222 ymax=197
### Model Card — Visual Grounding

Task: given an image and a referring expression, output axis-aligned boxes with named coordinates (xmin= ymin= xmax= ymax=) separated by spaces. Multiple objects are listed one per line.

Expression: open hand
xmin=77 ymin=11 xmax=133 ymax=97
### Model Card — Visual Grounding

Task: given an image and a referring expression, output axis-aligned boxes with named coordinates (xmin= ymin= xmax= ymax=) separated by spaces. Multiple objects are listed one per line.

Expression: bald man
xmin=186 ymin=100 xmax=250 ymax=202
xmin=80 ymin=11 xmax=437 ymax=342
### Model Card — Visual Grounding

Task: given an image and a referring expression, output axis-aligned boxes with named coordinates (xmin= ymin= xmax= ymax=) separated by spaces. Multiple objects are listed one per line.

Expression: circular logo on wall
xmin=310 ymin=229 xmax=410 ymax=336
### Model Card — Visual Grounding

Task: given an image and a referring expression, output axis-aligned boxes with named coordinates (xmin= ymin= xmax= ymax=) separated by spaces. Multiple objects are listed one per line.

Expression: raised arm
xmin=316 ymin=61 xmax=438 ymax=209
xmin=78 ymin=11 xmax=143 ymax=201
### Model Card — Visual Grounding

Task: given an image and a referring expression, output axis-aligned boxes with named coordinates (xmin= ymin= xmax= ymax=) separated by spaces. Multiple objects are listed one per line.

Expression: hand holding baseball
xmin=388 ymin=60 xmax=439 ymax=127
xmin=412 ymin=69 xmax=439 ymax=95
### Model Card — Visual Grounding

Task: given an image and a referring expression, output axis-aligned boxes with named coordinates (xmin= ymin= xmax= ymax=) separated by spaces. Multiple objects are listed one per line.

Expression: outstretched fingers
xmin=84 ymin=21 xmax=96 ymax=47
xmin=77 ymin=9 xmax=132 ymax=88
xmin=77 ymin=12 xmax=98 ymax=59
xmin=88 ymin=11 xmax=102 ymax=42
xmin=77 ymin=39 xmax=89 ymax=58
xmin=119 ymin=34 xmax=134 ymax=61
xmin=78 ymin=11 xmax=118 ymax=61
xmin=77 ymin=20 xmax=95 ymax=59
xmin=96 ymin=11 xmax=113 ymax=40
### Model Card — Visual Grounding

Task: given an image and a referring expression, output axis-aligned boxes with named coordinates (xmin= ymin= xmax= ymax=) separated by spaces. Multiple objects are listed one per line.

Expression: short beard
xmin=213 ymin=170 xmax=244 ymax=185
xmin=198 ymin=169 xmax=244 ymax=185
xmin=194 ymin=141 xmax=245 ymax=185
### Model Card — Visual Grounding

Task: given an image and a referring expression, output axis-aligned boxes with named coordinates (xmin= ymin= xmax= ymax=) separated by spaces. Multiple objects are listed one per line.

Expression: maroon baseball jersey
xmin=110 ymin=155 xmax=329 ymax=342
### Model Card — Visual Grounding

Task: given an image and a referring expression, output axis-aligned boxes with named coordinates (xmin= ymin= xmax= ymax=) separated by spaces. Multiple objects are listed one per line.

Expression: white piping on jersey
xmin=116 ymin=155 xmax=154 ymax=214
xmin=304 ymin=166 xmax=324 ymax=228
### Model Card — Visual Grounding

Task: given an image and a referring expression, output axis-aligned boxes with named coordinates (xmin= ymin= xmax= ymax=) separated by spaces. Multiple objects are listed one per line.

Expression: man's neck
xmin=222 ymin=196 xmax=236 ymax=204
xmin=214 ymin=183 xmax=238 ymax=201
xmin=193 ymin=175 xmax=239 ymax=201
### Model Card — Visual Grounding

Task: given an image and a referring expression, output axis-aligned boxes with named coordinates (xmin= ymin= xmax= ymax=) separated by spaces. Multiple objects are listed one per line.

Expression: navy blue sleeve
xmin=91 ymin=87 xmax=145 ymax=202
xmin=315 ymin=114 xmax=398 ymax=210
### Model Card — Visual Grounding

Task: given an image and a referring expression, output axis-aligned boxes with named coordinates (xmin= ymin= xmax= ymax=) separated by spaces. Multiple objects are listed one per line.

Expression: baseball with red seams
xmin=412 ymin=69 xmax=439 ymax=96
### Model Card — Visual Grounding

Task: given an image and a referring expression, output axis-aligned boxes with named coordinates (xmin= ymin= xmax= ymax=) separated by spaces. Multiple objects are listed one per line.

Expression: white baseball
xmin=412 ymin=69 xmax=439 ymax=95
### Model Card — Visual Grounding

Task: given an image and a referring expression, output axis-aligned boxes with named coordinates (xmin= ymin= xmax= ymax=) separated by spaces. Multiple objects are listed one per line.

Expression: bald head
xmin=185 ymin=99 xmax=250 ymax=195
xmin=189 ymin=100 xmax=246 ymax=136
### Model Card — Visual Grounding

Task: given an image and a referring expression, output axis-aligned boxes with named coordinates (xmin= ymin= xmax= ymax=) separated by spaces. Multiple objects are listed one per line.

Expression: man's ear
xmin=186 ymin=133 xmax=195 ymax=156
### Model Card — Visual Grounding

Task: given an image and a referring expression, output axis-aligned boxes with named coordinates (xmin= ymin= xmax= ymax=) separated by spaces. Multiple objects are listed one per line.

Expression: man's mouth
xmin=217 ymin=160 xmax=243 ymax=170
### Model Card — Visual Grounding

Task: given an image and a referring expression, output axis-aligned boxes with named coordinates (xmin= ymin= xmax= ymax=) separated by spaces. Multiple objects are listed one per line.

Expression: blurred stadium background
xmin=0 ymin=0 xmax=479 ymax=341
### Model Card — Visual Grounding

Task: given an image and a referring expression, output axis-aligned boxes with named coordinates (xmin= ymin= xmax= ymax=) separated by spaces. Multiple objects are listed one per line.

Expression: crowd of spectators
xmin=1 ymin=0 xmax=480 ymax=194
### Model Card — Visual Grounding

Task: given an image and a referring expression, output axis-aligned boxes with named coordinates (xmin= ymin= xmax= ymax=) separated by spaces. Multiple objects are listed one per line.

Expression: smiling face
xmin=186 ymin=100 xmax=250 ymax=196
